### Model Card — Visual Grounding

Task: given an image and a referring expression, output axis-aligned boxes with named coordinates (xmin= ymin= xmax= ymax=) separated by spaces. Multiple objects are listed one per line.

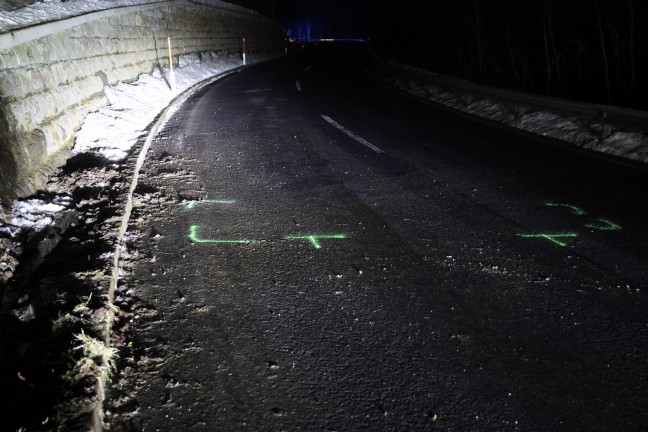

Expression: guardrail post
xmin=600 ymin=111 xmax=612 ymax=140
xmin=463 ymin=93 xmax=473 ymax=106
xmin=242 ymin=37 xmax=246 ymax=65
xmin=516 ymin=106 xmax=529 ymax=119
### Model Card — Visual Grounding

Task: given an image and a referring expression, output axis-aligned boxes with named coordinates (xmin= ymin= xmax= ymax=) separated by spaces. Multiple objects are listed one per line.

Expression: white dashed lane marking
xmin=321 ymin=115 xmax=385 ymax=154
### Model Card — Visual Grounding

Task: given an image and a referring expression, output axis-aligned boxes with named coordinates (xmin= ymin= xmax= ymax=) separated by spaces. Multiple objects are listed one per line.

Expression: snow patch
xmin=73 ymin=52 xmax=260 ymax=160
xmin=594 ymin=131 xmax=648 ymax=162
xmin=10 ymin=195 xmax=73 ymax=231
xmin=179 ymin=53 xmax=202 ymax=68
xmin=0 ymin=226 xmax=20 ymax=237
xmin=512 ymin=112 xmax=595 ymax=145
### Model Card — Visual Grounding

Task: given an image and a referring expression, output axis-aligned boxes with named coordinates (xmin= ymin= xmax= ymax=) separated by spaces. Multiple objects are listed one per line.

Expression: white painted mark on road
xmin=295 ymin=80 xmax=302 ymax=91
xmin=321 ymin=115 xmax=384 ymax=154
xmin=304 ymin=66 xmax=313 ymax=72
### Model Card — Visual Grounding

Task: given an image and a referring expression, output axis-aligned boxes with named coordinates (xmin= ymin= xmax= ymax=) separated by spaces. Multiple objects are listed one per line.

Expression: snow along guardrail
xmin=369 ymin=54 xmax=648 ymax=165
xmin=0 ymin=0 xmax=284 ymax=206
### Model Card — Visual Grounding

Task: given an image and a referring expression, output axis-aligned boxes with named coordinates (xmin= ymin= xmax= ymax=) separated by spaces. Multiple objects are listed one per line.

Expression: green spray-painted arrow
xmin=518 ymin=233 xmax=578 ymax=247
xmin=188 ymin=225 xmax=256 ymax=244
xmin=284 ymin=234 xmax=347 ymax=249
xmin=585 ymin=219 xmax=622 ymax=231
xmin=544 ymin=203 xmax=587 ymax=216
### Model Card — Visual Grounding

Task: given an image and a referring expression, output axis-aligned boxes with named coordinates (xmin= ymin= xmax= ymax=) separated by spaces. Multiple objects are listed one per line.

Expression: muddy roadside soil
xmin=102 ymin=144 xmax=212 ymax=430
xmin=0 ymin=150 xmax=141 ymax=431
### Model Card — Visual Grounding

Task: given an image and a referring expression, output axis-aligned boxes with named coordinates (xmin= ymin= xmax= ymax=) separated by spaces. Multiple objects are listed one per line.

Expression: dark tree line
xmin=376 ymin=0 xmax=648 ymax=110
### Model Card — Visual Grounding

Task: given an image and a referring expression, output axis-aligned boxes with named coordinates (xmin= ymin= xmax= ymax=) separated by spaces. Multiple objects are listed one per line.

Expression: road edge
xmin=93 ymin=55 xmax=281 ymax=431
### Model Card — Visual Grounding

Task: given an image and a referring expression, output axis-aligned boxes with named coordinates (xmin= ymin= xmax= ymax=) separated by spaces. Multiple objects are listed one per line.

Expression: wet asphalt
xmin=114 ymin=43 xmax=648 ymax=431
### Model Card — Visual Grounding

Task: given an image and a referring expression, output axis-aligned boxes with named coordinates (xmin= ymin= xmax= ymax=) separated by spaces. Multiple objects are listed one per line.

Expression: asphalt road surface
xmin=111 ymin=43 xmax=648 ymax=431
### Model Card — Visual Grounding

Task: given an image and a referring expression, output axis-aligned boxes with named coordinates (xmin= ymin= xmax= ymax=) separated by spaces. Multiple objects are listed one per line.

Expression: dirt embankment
xmin=0 ymin=151 xmax=135 ymax=431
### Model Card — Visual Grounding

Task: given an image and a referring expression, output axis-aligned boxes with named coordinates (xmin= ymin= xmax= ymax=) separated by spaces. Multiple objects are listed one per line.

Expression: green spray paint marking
xmin=585 ymin=219 xmax=622 ymax=231
xmin=545 ymin=203 xmax=586 ymax=216
xmin=185 ymin=200 xmax=237 ymax=210
xmin=284 ymin=234 xmax=347 ymax=249
xmin=188 ymin=225 xmax=256 ymax=244
xmin=518 ymin=233 xmax=578 ymax=247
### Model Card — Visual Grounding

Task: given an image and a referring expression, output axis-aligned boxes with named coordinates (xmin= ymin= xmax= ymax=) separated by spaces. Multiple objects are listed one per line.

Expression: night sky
xmin=227 ymin=0 xmax=385 ymax=38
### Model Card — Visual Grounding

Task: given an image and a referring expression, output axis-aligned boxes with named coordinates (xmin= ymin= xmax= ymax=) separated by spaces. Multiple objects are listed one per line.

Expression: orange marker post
xmin=167 ymin=36 xmax=176 ymax=94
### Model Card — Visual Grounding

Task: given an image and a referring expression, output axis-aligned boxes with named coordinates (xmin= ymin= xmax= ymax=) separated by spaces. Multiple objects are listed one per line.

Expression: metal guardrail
xmin=371 ymin=56 xmax=648 ymax=138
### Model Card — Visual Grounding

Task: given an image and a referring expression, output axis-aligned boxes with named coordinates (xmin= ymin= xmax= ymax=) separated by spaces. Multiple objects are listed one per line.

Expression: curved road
xmin=111 ymin=43 xmax=648 ymax=431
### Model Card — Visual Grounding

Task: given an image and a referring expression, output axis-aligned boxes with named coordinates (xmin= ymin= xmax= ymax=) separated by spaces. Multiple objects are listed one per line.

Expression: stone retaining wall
xmin=0 ymin=1 xmax=283 ymax=205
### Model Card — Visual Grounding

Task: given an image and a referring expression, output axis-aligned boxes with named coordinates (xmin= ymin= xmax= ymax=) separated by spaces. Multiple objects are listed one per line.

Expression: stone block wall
xmin=0 ymin=1 xmax=283 ymax=205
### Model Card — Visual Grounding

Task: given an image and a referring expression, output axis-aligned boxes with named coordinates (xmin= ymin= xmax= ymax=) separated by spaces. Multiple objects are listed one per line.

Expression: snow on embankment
xmin=0 ymin=0 xmax=283 ymax=206
xmin=376 ymin=60 xmax=648 ymax=165
xmin=74 ymin=52 xmax=254 ymax=160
